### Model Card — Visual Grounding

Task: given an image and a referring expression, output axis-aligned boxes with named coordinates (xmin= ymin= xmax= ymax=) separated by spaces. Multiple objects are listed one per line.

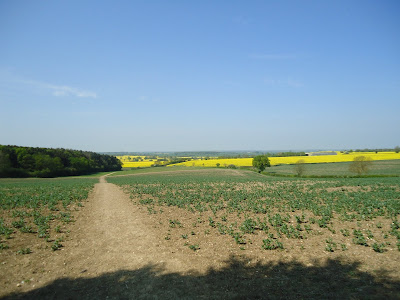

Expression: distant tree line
xmin=350 ymin=147 xmax=400 ymax=153
xmin=272 ymin=151 xmax=306 ymax=157
xmin=103 ymin=151 xmax=309 ymax=159
xmin=0 ymin=145 xmax=122 ymax=178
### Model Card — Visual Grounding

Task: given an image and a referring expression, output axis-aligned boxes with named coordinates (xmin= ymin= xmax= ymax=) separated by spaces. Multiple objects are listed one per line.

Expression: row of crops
xmin=108 ymin=170 xmax=400 ymax=253
xmin=0 ymin=178 xmax=97 ymax=252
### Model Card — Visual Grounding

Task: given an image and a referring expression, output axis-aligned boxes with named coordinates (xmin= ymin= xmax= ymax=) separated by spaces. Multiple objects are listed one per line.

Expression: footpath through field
xmin=61 ymin=175 xmax=174 ymax=274
xmin=2 ymin=175 xmax=205 ymax=298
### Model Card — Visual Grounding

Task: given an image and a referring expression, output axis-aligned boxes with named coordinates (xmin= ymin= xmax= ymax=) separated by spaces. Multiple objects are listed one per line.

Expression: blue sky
xmin=1 ymin=0 xmax=399 ymax=152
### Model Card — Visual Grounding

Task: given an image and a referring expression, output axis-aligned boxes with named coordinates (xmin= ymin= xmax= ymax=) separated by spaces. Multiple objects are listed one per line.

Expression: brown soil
xmin=0 ymin=176 xmax=208 ymax=297
xmin=1 ymin=174 xmax=399 ymax=299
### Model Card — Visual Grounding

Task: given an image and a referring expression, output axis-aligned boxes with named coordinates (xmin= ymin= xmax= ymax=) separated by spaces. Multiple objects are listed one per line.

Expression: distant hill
xmin=101 ymin=150 xmax=309 ymax=158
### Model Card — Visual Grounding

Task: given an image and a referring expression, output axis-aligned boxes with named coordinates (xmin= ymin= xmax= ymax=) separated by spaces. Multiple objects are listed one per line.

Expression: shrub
xmin=349 ymin=156 xmax=373 ymax=175
xmin=294 ymin=159 xmax=306 ymax=176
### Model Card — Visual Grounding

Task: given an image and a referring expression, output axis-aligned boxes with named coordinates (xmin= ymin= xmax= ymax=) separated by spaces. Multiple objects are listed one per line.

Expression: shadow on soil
xmin=3 ymin=255 xmax=399 ymax=300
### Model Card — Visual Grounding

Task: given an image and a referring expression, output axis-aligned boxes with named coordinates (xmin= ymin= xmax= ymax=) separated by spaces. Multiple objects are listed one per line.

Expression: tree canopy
xmin=252 ymin=155 xmax=271 ymax=172
xmin=0 ymin=145 xmax=122 ymax=178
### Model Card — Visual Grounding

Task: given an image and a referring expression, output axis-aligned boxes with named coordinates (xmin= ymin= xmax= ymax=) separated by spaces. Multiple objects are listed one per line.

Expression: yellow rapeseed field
xmin=117 ymin=155 xmax=162 ymax=168
xmin=167 ymin=152 xmax=400 ymax=168
xmin=116 ymin=155 xmax=146 ymax=161
xmin=117 ymin=152 xmax=400 ymax=168
xmin=120 ymin=161 xmax=156 ymax=168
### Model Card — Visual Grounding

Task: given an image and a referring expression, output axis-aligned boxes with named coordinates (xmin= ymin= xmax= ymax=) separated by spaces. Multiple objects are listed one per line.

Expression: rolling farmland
xmin=116 ymin=152 xmax=400 ymax=169
xmin=1 ymin=165 xmax=400 ymax=298
xmin=167 ymin=152 xmax=400 ymax=168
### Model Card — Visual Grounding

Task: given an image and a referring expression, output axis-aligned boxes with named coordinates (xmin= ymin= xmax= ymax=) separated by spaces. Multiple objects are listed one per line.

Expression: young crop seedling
xmin=231 ymin=232 xmax=246 ymax=245
xmin=262 ymin=238 xmax=283 ymax=250
xmin=325 ymin=238 xmax=337 ymax=252
xmin=391 ymin=220 xmax=400 ymax=231
xmin=20 ymin=225 xmax=34 ymax=233
xmin=188 ymin=244 xmax=200 ymax=251
xmin=0 ymin=221 xmax=14 ymax=239
xmin=340 ymin=229 xmax=350 ymax=237
xmin=240 ymin=218 xmax=257 ymax=234
xmin=208 ymin=217 xmax=216 ymax=228
xmin=327 ymin=226 xmax=336 ymax=234
xmin=17 ymin=248 xmax=32 ymax=255
xmin=147 ymin=207 xmax=157 ymax=214
xmin=12 ymin=218 xmax=26 ymax=229
xmin=0 ymin=241 xmax=9 ymax=250
xmin=317 ymin=216 xmax=330 ymax=228
xmin=217 ymin=223 xmax=227 ymax=235
xmin=353 ymin=229 xmax=368 ymax=246
xmin=169 ymin=219 xmax=182 ymax=228
xmin=304 ymin=224 xmax=312 ymax=233
xmin=372 ymin=243 xmax=386 ymax=253
xmin=60 ymin=212 xmax=72 ymax=223
xmin=51 ymin=239 xmax=63 ymax=251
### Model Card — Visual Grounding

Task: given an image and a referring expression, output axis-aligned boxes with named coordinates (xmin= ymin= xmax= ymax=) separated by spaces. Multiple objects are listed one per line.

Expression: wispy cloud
xmin=23 ymin=80 xmax=97 ymax=98
xmin=250 ymin=54 xmax=296 ymax=60
xmin=264 ymin=77 xmax=303 ymax=88
xmin=47 ymin=84 xmax=97 ymax=98
xmin=0 ymin=70 xmax=98 ymax=99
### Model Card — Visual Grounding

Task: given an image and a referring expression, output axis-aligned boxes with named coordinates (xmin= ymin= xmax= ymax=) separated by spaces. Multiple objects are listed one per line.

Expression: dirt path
xmin=62 ymin=175 xmax=208 ymax=273
xmin=62 ymin=175 xmax=165 ymax=275
xmin=2 ymin=176 xmax=204 ymax=298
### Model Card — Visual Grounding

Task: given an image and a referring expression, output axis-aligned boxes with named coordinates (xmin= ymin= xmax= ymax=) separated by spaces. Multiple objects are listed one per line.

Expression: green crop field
xmin=266 ymin=159 xmax=400 ymax=177
xmin=1 ymin=166 xmax=400 ymax=299
xmin=0 ymin=177 xmax=97 ymax=252
xmin=110 ymin=165 xmax=206 ymax=176
xmin=108 ymin=169 xmax=400 ymax=254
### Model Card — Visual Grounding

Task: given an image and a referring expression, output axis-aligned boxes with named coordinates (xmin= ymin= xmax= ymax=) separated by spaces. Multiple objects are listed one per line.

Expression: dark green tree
xmin=0 ymin=150 xmax=11 ymax=174
xmin=252 ymin=155 xmax=271 ymax=172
